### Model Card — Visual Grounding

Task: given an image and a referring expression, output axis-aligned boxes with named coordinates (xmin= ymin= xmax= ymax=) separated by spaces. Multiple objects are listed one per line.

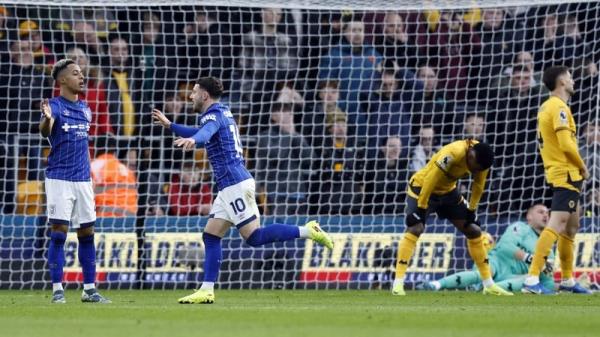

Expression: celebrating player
xmin=392 ymin=138 xmax=512 ymax=296
xmin=40 ymin=59 xmax=110 ymax=303
xmin=421 ymin=204 xmax=556 ymax=292
xmin=522 ymin=66 xmax=592 ymax=294
xmin=151 ymin=77 xmax=333 ymax=304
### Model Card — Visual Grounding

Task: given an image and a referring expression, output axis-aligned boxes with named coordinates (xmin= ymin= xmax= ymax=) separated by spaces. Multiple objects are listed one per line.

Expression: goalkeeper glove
xmin=406 ymin=208 xmax=427 ymax=227
xmin=522 ymin=253 xmax=534 ymax=264
xmin=522 ymin=254 xmax=554 ymax=274
xmin=543 ymin=259 xmax=554 ymax=275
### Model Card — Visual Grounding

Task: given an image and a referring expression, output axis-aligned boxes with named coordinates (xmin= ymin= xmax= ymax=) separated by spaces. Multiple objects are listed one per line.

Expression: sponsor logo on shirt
xmin=62 ymin=122 xmax=90 ymax=137
xmin=223 ymin=110 xmax=233 ymax=118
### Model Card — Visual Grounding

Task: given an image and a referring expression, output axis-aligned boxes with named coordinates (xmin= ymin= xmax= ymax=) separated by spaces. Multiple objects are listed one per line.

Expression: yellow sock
xmin=529 ymin=227 xmax=559 ymax=277
xmin=557 ymin=234 xmax=575 ymax=280
xmin=467 ymin=235 xmax=492 ymax=281
xmin=395 ymin=233 xmax=419 ymax=281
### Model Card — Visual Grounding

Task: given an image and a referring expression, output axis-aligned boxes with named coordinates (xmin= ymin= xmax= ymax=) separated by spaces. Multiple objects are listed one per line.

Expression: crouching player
xmin=421 ymin=204 xmax=556 ymax=292
xmin=392 ymin=139 xmax=512 ymax=296
xmin=151 ymin=77 xmax=333 ymax=304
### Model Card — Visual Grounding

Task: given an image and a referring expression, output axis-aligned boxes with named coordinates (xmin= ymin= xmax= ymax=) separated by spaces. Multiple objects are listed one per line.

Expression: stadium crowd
xmin=0 ymin=4 xmax=599 ymax=218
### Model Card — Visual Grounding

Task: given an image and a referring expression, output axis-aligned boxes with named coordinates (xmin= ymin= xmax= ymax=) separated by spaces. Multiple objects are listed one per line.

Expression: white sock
xmin=83 ymin=283 xmax=95 ymax=291
xmin=200 ymin=282 xmax=215 ymax=291
xmin=482 ymin=278 xmax=494 ymax=288
xmin=430 ymin=281 xmax=442 ymax=290
xmin=524 ymin=275 xmax=539 ymax=286
xmin=298 ymin=226 xmax=310 ymax=238
xmin=561 ymin=278 xmax=576 ymax=287
xmin=393 ymin=278 xmax=404 ymax=287
xmin=52 ymin=283 xmax=63 ymax=292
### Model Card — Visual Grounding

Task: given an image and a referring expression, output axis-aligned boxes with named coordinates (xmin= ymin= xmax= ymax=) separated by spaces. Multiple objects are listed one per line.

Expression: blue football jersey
xmin=199 ymin=103 xmax=252 ymax=190
xmin=45 ymin=96 xmax=91 ymax=181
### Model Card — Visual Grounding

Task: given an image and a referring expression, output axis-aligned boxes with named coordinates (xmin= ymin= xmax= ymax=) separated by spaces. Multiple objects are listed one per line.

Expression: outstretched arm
xmin=151 ymin=108 xmax=199 ymax=138
xmin=174 ymin=121 xmax=220 ymax=151
xmin=171 ymin=123 xmax=201 ymax=138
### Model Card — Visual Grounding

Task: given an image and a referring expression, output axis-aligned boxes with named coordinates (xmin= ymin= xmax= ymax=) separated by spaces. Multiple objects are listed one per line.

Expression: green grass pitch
xmin=1 ymin=290 xmax=599 ymax=337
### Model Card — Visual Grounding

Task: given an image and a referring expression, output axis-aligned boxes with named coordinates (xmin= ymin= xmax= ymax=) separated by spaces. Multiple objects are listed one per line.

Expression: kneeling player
xmin=151 ymin=77 xmax=333 ymax=304
xmin=421 ymin=204 xmax=556 ymax=292
xmin=392 ymin=139 xmax=512 ymax=296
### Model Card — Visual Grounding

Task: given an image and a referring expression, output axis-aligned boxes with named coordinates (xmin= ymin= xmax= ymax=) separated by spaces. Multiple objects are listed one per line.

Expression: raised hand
xmin=41 ymin=98 xmax=52 ymax=119
xmin=151 ymin=108 xmax=172 ymax=128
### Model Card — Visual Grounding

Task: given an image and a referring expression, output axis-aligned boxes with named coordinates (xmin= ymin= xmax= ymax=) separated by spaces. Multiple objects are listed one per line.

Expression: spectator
xmin=417 ymin=10 xmax=476 ymax=100
xmin=375 ymin=12 xmax=421 ymax=71
xmin=53 ymin=47 xmax=113 ymax=136
xmin=469 ymin=8 xmax=524 ymax=97
xmin=59 ymin=7 xmax=118 ymax=43
xmin=177 ymin=9 xmax=230 ymax=81
xmin=300 ymin=11 xmax=345 ymax=99
xmin=168 ymin=161 xmax=212 ymax=216
xmin=238 ymin=7 xmax=299 ymax=132
xmin=572 ymin=58 xmax=599 ymax=125
xmin=490 ymin=51 xmax=541 ymax=93
xmin=488 ymin=64 xmax=546 ymax=156
xmin=302 ymin=79 xmax=347 ymax=151
xmin=275 ymin=80 xmax=305 ymax=108
xmin=71 ymin=21 xmax=108 ymax=66
xmin=463 ymin=114 xmax=488 ymax=143
xmin=91 ymin=136 xmax=138 ymax=217
xmin=489 ymin=65 xmax=547 ymax=214
xmin=19 ymin=20 xmax=54 ymax=74
xmin=0 ymin=39 xmax=51 ymax=180
xmin=531 ymin=12 xmax=582 ymax=71
xmin=364 ymin=68 xmax=410 ymax=157
xmin=409 ymin=126 xmax=437 ymax=173
xmin=411 ymin=65 xmax=454 ymax=138
xmin=310 ymin=112 xmax=365 ymax=215
xmin=256 ymin=102 xmax=313 ymax=215
xmin=318 ymin=15 xmax=382 ymax=126
xmin=134 ymin=12 xmax=176 ymax=114
xmin=364 ymin=136 xmax=409 ymax=214
xmin=105 ymin=37 xmax=142 ymax=136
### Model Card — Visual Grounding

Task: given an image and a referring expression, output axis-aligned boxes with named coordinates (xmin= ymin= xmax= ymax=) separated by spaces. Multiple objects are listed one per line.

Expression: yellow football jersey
xmin=537 ymin=96 xmax=582 ymax=191
xmin=409 ymin=139 xmax=488 ymax=209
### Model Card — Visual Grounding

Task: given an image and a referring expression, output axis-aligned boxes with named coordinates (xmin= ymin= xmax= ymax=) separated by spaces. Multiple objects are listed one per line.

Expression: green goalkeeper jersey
xmin=493 ymin=221 xmax=555 ymax=275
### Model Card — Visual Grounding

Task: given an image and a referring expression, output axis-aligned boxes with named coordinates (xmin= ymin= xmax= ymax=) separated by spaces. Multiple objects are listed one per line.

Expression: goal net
xmin=0 ymin=0 xmax=598 ymax=290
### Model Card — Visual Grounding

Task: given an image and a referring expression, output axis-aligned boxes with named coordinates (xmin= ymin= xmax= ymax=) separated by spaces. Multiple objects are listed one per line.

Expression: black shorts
xmin=405 ymin=185 xmax=469 ymax=221
xmin=550 ymin=180 xmax=582 ymax=213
